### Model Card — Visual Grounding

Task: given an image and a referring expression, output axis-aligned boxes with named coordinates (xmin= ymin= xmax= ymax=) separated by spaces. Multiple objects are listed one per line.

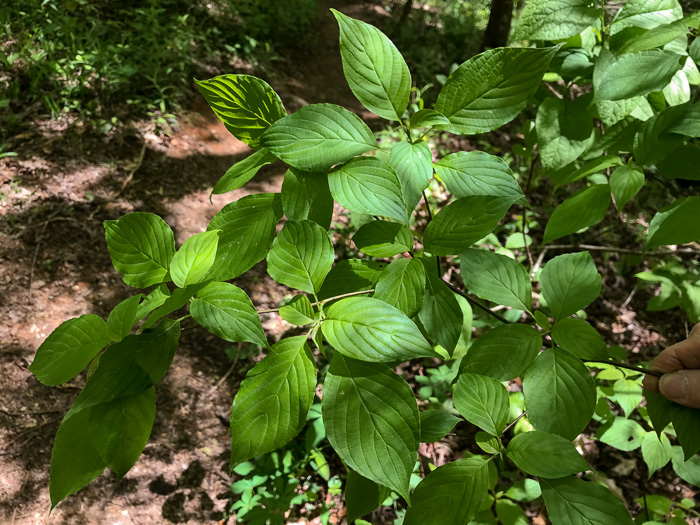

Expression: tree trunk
xmin=399 ymin=0 xmax=414 ymax=26
xmin=481 ymin=0 xmax=515 ymax=50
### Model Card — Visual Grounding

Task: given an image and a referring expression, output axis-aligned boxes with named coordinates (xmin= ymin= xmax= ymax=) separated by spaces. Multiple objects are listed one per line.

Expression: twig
xmin=256 ymin=289 xmax=375 ymax=314
xmin=441 ymin=279 xmax=510 ymax=324
xmin=531 ymin=247 xmax=548 ymax=278
xmin=545 ymin=244 xmax=700 ymax=257
xmin=27 ymin=218 xmax=52 ymax=303
xmin=586 ymin=359 xmax=662 ymax=378
xmin=0 ymin=407 xmax=61 ymax=417
xmin=204 ymin=343 xmax=242 ymax=399
xmin=117 ymin=141 xmax=147 ymax=196
xmin=522 ymin=153 xmax=538 ymax=271
xmin=423 ymin=190 xmax=442 ymax=277
xmin=14 ymin=415 xmax=63 ymax=438
xmin=502 ymin=411 xmax=527 ymax=435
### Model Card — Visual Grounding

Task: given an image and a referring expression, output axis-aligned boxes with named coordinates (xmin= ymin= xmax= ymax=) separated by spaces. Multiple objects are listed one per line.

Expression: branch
xmin=502 ymin=411 xmax=527 ymax=435
xmin=257 ymin=289 xmax=376 ymax=314
xmin=586 ymin=360 xmax=662 ymax=378
xmin=423 ymin=189 xmax=442 ymax=277
xmin=545 ymin=244 xmax=700 ymax=257
xmin=441 ymin=279 xmax=510 ymax=324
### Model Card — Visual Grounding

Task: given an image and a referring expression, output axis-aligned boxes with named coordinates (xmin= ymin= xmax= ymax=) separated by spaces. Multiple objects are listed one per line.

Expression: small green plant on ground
xmin=29 ymin=3 xmax=700 ymax=523
xmin=0 ymin=0 xmax=317 ymax=127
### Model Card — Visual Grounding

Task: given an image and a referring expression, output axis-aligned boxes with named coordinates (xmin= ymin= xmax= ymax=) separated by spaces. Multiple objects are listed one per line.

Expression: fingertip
xmin=643 ymin=375 xmax=659 ymax=392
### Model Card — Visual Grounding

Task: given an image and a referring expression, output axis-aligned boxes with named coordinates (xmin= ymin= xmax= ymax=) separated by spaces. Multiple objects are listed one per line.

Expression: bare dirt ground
xmin=1 ymin=0 xmax=698 ymax=523
xmin=0 ymin=1 xmax=378 ymax=522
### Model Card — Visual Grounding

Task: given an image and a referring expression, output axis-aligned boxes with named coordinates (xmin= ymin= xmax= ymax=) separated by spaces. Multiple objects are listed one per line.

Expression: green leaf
xmin=434 ymin=47 xmax=558 ymax=135
xmin=596 ymin=97 xmax=645 ymax=127
xmin=261 ymin=104 xmax=377 ymax=171
xmin=389 ymin=140 xmax=433 ymax=211
xmin=597 ymin=416 xmax=645 ymax=451
xmin=646 ymin=197 xmax=700 ymax=249
xmin=454 ymin=373 xmax=509 ymax=435
xmin=667 ymin=102 xmax=700 ymax=137
xmin=332 ymin=9 xmax=411 ymax=121
xmin=423 ymin=196 xmax=514 ymax=256
xmin=213 ymin=148 xmax=278 ymax=195
xmin=434 ymin=151 xmax=525 ymax=203
xmin=523 ymin=348 xmax=596 ymax=440
xmin=420 ymin=410 xmax=461 ymax=443
xmin=195 ymin=74 xmax=286 ymax=148
xmin=403 ymin=457 xmax=489 ymax=525
xmin=657 ymin=145 xmax=700 ymax=181
xmin=107 ymin=295 xmax=142 ymax=342
xmin=104 ymin=212 xmax=175 ymax=288
xmin=540 ymin=252 xmax=602 ymax=319
xmin=30 ymin=315 xmax=110 ymax=386
xmin=322 ymin=297 xmax=435 ymax=362
xmin=170 ymin=230 xmax=219 ymax=288
xmin=551 ymin=318 xmax=607 ymax=360
xmin=206 ymin=193 xmax=283 ymax=281
xmin=551 ymin=48 xmax=594 ymax=80
xmin=511 ymin=0 xmax=601 ymax=41
xmin=618 ymin=20 xmax=689 ymax=54
xmin=505 ymin=478 xmax=542 ymax=502
xmin=353 ymin=220 xmax=413 ymax=257
xmin=410 ymin=109 xmax=450 ymax=128
xmin=476 ymin=432 xmax=502 ymax=455
xmin=537 ymin=96 xmax=594 ymax=172
xmin=318 ymin=259 xmax=385 ymax=300
xmin=322 ymin=354 xmax=420 ymax=499
xmin=495 ymin=499 xmax=528 ymax=525
xmin=69 ymin=320 xmax=180 ymax=414
xmin=641 ymin=431 xmax=672 ymax=476
xmin=671 ymin=446 xmax=700 ymax=486
xmin=190 ymin=282 xmax=268 ymax=349
xmin=49 ymin=408 xmax=107 ymax=507
xmin=682 ymin=281 xmax=700 ymax=323
xmin=540 ymin=476 xmax=634 ymax=525
xmin=267 ymin=220 xmax=334 ymax=294
xmin=611 ymin=378 xmax=643 ymax=417
xmin=460 ymin=249 xmax=531 ymax=312
xmin=596 ymin=50 xmax=683 ymax=101
xmin=549 ymin=155 xmax=623 ymax=187
xmin=281 ymin=168 xmax=334 ymax=230
xmin=344 ymin=470 xmax=390 ymax=523
xmin=88 ymin=387 xmax=156 ymax=477
xmin=670 ymin=401 xmax=700 ymax=459
xmin=461 ymin=324 xmax=543 ymax=381
xmin=611 ymin=0 xmax=684 ymax=34
xmin=329 ymin=156 xmax=407 ymax=223
xmin=664 ymin=68 xmax=691 ymax=106
xmin=142 ymin=282 xmax=207 ymax=330
xmin=645 ymin=390 xmax=673 ymax=436
xmin=418 ymin=272 xmax=463 ymax=356
xmin=610 ymin=166 xmax=644 ymax=211
xmin=135 ymin=284 xmax=170 ymax=321
xmin=230 ymin=336 xmax=316 ymax=466
xmin=374 ymin=258 xmax=426 ymax=318
xmin=279 ymin=295 xmax=316 ymax=326
xmin=633 ymin=104 xmax=687 ymax=165
xmin=507 ymin=431 xmax=589 ymax=478
xmin=542 ymin=185 xmax=611 ymax=244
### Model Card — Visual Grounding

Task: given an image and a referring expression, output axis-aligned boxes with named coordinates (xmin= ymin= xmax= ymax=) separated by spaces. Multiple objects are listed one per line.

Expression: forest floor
xmin=1 ymin=0 xmax=698 ymax=524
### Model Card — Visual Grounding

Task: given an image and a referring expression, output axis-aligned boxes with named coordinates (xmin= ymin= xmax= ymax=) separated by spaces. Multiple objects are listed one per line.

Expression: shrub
xmin=29 ymin=3 xmax=700 ymax=523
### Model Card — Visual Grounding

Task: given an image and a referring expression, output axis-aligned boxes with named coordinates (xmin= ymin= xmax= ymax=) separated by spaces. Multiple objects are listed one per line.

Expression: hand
xmin=643 ymin=323 xmax=700 ymax=409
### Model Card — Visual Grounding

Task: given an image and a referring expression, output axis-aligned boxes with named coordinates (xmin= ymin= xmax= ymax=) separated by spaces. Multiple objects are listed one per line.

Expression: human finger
xmin=658 ymin=369 xmax=700 ymax=409
xmin=643 ymin=323 xmax=700 ymax=392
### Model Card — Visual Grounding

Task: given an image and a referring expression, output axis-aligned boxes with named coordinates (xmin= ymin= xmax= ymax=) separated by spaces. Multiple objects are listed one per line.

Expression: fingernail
xmin=659 ymin=371 xmax=688 ymax=403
